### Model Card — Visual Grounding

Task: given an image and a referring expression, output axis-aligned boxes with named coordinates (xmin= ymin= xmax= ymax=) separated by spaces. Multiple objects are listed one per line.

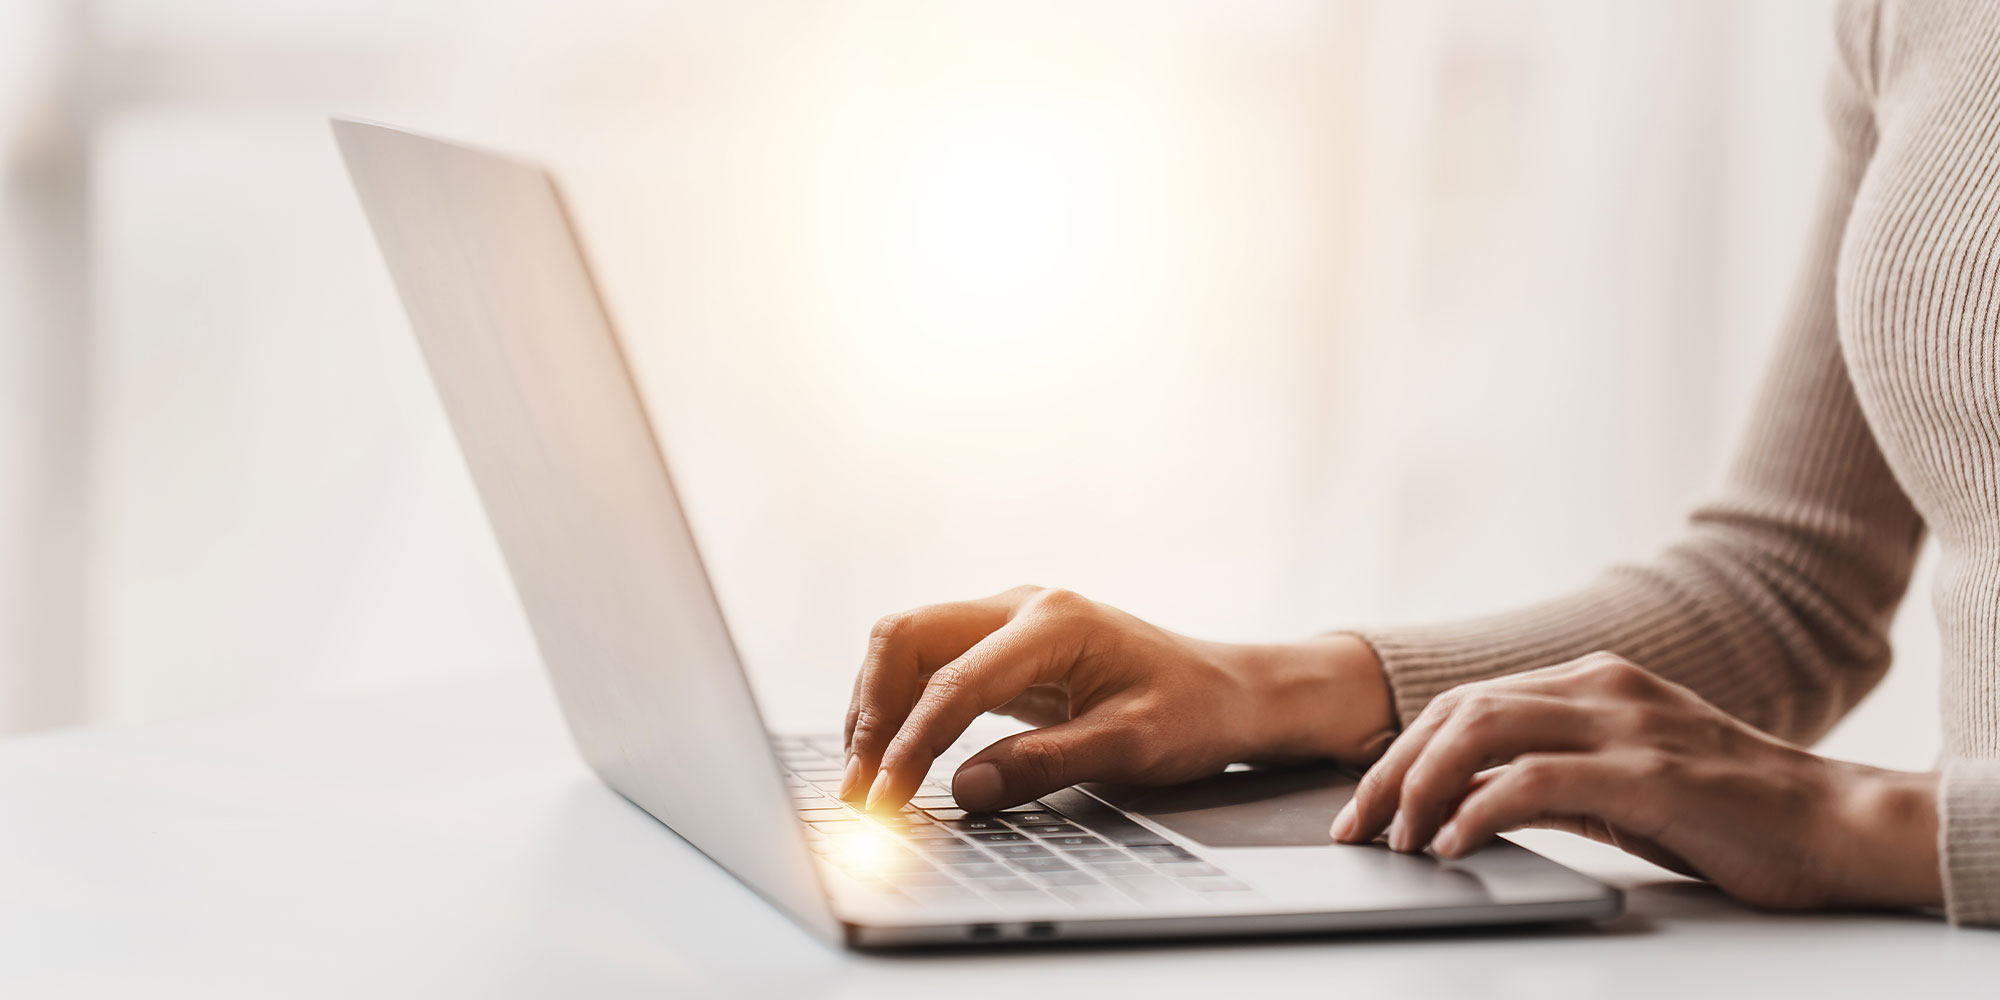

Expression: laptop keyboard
xmin=773 ymin=736 xmax=1251 ymax=910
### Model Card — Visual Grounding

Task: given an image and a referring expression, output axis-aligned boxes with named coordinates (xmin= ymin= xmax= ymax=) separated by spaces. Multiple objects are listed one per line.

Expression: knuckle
xmin=924 ymin=664 xmax=974 ymax=703
xmin=1010 ymin=733 xmax=1069 ymax=785
xmin=1354 ymin=766 xmax=1383 ymax=800
xmin=1453 ymin=694 xmax=1503 ymax=734
xmin=1630 ymin=747 xmax=1681 ymax=783
xmin=869 ymin=612 xmax=915 ymax=647
xmin=1507 ymin=754 xmax=1561 ymax=797
xmin=1401 ymin=763 xmax=1443 ymax=807
xmin=1585 ymin=654 xmax=1648 ymax=693
xmin=1031 ymin=587 xmax=1090 ymax=617
xmin=1617 ymin=703 xmax=1660 ymax=739
xmin=1423 ymin=687 xmax=1465 ymax=720
xmin=848 ymin=706 xmax=889 ymax=746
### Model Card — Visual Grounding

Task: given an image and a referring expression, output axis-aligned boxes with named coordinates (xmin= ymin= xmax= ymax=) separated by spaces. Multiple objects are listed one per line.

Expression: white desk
xmin=3 ymin=669 xmax=1993 ymax=998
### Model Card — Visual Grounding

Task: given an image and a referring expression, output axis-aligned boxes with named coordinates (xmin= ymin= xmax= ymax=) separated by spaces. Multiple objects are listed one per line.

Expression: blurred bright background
xmin=0 ymin=1 xmax=1937 ymax=769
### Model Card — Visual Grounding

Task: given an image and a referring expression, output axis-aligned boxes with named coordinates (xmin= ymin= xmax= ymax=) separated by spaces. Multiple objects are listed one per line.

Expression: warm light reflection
xmin=821 ymin=817 xmax=914 ymax=875
xmin=806 ymin=81 xmax=1162 ymax=392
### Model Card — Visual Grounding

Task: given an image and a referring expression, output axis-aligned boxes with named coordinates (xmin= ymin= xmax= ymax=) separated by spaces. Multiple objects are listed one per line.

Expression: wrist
xmin=1828 ymin=764 xmax=1942 ymax=909
xmin=1232 ymin=633 xmax=1396 ymax=765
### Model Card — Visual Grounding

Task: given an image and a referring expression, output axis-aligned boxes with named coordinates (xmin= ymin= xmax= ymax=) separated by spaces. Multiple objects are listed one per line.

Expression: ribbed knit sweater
xmin=1356 ymin=0 xmax=2000 ymax=926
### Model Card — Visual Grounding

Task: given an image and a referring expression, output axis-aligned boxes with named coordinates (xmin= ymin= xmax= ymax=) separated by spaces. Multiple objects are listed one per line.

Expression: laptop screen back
xmin=333 ymin=119 xmax=836 ymax=941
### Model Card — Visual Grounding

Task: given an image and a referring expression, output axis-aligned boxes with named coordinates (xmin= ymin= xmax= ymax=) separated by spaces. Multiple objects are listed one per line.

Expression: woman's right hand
xmin=838 ymin=585 xmax=1399 ymax=813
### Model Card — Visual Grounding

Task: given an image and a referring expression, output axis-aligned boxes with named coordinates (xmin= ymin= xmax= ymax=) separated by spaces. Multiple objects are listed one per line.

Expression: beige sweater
xmin=1357 ymin=0 xmax=2000 ymax=926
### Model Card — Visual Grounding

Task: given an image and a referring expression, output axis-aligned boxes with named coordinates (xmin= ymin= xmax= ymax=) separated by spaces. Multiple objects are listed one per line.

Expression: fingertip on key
xmin=836 ymin=754 xmax=863 ymax=802
xmin=1330 ymin=799 xmax=1359 ymax=842
xmin=1433 ymin=822 xmax=1463 ymax=858
xmin=862 ymin=768 xmax=893 ymax=812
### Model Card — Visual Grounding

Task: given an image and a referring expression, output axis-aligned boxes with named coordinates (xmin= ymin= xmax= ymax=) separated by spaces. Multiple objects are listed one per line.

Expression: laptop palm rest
xmin=1084 ymin=764 xmax=1360 ymax=848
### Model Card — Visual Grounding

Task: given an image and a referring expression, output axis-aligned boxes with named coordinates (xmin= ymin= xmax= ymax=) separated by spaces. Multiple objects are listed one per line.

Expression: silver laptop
xmin=332 ymin=118 xmax=1621 ymax=947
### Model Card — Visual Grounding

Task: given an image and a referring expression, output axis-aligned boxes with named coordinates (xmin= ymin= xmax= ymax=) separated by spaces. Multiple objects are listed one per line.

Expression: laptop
xmin=332 ymin=118 xmax=1622 ymax=948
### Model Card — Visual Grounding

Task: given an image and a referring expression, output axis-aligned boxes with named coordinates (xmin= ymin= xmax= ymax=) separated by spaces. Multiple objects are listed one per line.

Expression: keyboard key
xmin=795 ymin=769 xmax=845 ymax=781
xmin=1004 ymin=812 xmax=1065 ymax=827
xmin=946 ymin=817 xmax=1008 ymax=833
xmin=1109 ymin=875 xmax=1187 ymax=902
xmin=1027 ymin=870 xmax=1099 ymax=886
xmin=987 ymin=843 xmax=1053 ymax=858
xmin=1020 ymin=824 xmax=1082 ymax=836
xmin=1102 ymin=831 xmax=1172 ymax=848
xmin=1042 ymin=835 xmax=1104 ymax=849
xmin=911 ymin=795 xmax=958 ymax=809
xmin=925 ymin=850 xmax=991 ymax=865
xmin=976 ymin=877 xmax=1041 ymax=893
xmin=1085 ymin=862 xmax=1150 ymax=878
xmin=807 ymin=819 xmax=867 ymax=833
xmin=1009 ymin=857 xmax=1078 ymax=873
xmin=790 ymin=786 xmax=830 ymax=799
xmin=890 ymin=871 xmax=957 ymax=887
xmin=996 ymin=802 xmax=1052 ymax=813
xmin=921 ymin=808 xmax=968 ymax=821
xmin=899 ymin=826 xmax=962 ymax=841
xmin=1065 ymin=848 xmax=1127 ymax=862
xmin=1130 ymin=845 xmax=1200 ymax=863
xmin=968 ymin=831 xmax=1027 ymax=843
xmin=795 ymin=807 xmax=848 ymax=822
xmin=951 ymin=863 xmax=1014 ymax=879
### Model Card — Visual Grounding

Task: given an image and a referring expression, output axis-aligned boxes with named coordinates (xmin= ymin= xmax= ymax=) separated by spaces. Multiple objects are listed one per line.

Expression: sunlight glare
xmin=815 ymin=84 xmax=1152 ymax=390
xmin=825 ymin=824 xmax=901 ymax=874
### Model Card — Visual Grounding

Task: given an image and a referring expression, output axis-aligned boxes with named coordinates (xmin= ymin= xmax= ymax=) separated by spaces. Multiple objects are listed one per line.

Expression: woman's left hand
xmin=1331 ymin=651 xmax=1943 ymax=911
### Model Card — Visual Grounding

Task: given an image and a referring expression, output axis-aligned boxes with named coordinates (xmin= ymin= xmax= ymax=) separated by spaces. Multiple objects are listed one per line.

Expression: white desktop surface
xmin=3 ymin=668 xmax=1993 ymax=999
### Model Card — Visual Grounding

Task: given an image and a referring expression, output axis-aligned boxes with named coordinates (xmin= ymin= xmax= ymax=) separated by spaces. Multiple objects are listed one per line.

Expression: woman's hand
xmin=1333 ymin=651 xmax=1943 ymax=911
xmin=840 ymin=585 xmax=1398 ymax=813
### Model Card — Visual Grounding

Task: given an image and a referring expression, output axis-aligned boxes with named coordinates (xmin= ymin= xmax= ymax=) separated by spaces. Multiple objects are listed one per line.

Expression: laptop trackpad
xmin=1083 ymin=764 xmax=1358 ymax=848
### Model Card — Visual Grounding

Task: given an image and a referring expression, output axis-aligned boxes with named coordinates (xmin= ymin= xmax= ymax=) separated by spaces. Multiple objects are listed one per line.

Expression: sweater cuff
xmin=1941 ymin=757 xmax=2000 ymax=926
xmin=1351 ymin=626 xmax=1488 ymax=728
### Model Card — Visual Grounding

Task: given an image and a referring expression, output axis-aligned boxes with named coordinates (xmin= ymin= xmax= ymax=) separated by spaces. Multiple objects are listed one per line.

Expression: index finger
xmin=866 ymin=607 xmax=1086 ymax=810
xmin=841 ymin=588 xmax=1032 ymax=800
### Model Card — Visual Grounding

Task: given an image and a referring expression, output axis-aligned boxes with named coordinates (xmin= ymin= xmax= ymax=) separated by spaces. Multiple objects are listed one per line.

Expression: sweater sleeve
xmin=1942 ymin=759 xmax=2000 ymax=926
xmin=1353 ymin=0 xmax=1925 ymax=747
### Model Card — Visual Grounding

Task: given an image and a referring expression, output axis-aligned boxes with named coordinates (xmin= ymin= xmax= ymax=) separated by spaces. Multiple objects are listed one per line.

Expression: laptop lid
xmin=331 ymin=118 xmax=838 ymax=942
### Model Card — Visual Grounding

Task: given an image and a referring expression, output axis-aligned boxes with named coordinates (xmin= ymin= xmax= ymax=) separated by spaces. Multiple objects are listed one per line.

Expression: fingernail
xmin=953 ymin=763 xmax=1003 ymax=810
xmin=837 ymin=754 xmax=863 ymax=801
xmin=1387 ymin=816 xmax=1408 ymax=852
xmin=1434 ymin=822 xmax=1461 ymax=858
xmin=1331 ymin=800 xmax=1359 ymax=842
xmin=863 ymin=769 xmax=893 ymax=812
